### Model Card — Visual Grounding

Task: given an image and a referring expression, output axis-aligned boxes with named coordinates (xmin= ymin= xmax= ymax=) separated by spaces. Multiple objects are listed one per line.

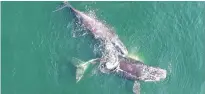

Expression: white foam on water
xmin=71 ymin=9 xmax=100 ymax=38
xmin=128 ymin=54 xmax=142 ymax=61
xmin=71 ymin=21 xmax=88 ymax=38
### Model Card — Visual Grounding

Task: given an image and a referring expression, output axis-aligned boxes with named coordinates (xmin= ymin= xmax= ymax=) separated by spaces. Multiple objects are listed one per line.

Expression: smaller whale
xmin=100 ymin=56 xmax=167 ymax=82
xmin=54 ymin=1 xmax=128 ymax=56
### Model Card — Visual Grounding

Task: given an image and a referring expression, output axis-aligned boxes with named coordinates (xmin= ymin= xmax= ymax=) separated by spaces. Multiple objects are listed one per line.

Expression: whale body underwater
xmin=55 ymin=2 xmax=167 ymax=94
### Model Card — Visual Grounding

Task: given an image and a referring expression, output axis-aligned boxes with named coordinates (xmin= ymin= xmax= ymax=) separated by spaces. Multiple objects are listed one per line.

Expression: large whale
xmin=54 ymin=1 xmax=128 ymax=57
xmin=95 ymin=43 xmax=166 ymax=94
xmin=73 ymin=55 xmax=167 ymax=94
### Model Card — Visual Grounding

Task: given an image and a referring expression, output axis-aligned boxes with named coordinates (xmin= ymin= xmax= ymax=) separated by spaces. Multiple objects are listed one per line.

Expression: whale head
xmin=139 ymin=66 xmax=167 ymax=82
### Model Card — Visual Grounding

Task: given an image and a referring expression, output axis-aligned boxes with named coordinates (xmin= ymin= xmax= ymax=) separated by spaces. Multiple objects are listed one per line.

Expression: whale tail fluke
xmin=52 ymin=1 xmax=74 ymax=12
xmin=63 ymin=1 xmax=72 ymax=8
xmin=71 ymin=57 xmax=99 ymax=83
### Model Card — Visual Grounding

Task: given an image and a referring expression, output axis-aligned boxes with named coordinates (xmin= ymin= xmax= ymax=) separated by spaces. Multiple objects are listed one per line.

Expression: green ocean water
xmin=2 ymin=1 xmax=205 ymax=94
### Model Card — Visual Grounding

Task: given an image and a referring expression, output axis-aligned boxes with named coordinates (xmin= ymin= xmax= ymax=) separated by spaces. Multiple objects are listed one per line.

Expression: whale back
xmin=117 ymin=57 xmax=167 ymax=82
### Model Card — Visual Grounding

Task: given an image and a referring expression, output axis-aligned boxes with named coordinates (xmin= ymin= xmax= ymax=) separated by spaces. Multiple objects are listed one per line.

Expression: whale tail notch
xmin=71 ymin=57 xmax=99 ymax=83
xmin=52 ymin=1 xmax=73 ymax=12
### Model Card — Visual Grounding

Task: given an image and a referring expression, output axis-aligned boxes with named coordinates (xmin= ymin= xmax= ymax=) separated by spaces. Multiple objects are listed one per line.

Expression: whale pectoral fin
xmin=133 ymin=81 xmax=140 ymax=94
xmin=71 ymin=57 xmax=100 ymax=83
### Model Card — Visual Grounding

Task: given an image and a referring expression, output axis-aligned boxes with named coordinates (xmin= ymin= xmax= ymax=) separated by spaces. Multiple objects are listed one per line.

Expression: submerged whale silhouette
xmin=55 ymin=2 xmax=167 ymax=94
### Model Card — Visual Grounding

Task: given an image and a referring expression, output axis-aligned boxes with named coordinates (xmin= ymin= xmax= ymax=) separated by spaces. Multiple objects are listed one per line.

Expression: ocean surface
xmin=2 ymin=1 xmax=205 ymax=94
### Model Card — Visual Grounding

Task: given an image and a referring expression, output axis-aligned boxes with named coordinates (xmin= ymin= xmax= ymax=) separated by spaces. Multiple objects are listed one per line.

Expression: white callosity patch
xmin=101 ymin=41 xmax=120 ymax=70
xmin=139 ymin=66 xmax=167 ymax=82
